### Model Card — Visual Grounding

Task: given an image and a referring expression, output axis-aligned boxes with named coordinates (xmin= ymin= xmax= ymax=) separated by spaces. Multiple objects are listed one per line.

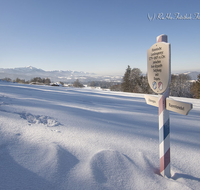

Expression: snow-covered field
xmin=0 ymin=81 xmax=199 ymax=190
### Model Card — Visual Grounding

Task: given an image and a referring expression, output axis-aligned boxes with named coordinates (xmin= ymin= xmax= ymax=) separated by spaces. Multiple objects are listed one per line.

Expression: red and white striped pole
xmin=157 ymin=34 xmax=171 ymax=178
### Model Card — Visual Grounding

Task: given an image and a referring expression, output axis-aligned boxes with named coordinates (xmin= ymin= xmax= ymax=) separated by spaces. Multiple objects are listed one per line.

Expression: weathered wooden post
xmin=145 ymin=34 xmax=192 ymax=178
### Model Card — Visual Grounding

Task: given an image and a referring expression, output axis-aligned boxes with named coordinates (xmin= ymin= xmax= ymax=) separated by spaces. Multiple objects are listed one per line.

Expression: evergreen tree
xmin=121 ymin=65 xmax=132 ymax=92
xmin=121 ymin=66 xmax=147 ymax=93
xmin=130 ymin=68 xmax=142 ymax=93
xmin=140 ymin=75 xmax=152 ymax=94
xmin=191 ymin=74 xmax=200 ymax=98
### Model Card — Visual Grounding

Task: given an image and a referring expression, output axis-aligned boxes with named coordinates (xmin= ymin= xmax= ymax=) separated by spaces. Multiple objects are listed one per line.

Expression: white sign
xmin=166 ymin=98 xmax=193 ymax=115
xmin=147 ymin=42 xmax=171 ymax=94
xmin=144 ymin=95 xmax=193 ymax=115
xmin=144 ymin=95 xmax=158 ymax=107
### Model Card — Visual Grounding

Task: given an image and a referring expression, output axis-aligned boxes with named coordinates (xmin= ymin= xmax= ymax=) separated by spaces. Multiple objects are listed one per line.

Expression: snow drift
xmin=0 ymin=81 xmax=199 ymax=190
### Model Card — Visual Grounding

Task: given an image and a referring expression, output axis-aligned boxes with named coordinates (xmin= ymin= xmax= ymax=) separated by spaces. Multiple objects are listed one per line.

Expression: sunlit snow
xmin=0 ymin=81 xmax=199 ymax=190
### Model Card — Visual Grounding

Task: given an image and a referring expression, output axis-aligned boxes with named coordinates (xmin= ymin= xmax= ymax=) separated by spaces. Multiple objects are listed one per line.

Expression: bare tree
xmin=170 ymin=74 xmax=192 ymax=97
xmin=73 ymin=79 xmax=84 ymax=88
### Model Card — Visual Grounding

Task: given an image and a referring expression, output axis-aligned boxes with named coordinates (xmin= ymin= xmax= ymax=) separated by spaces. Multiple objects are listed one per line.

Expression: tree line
xmin=191 ymin=74 xmax=200 ymax=98
xmin=120 ymin=66 xmax=152 ymax=94
xmin=1 ymin=68 xmax=200 ymax=98
xmin=117 ymin=65 xmax=200 ymax=98
xmin=0 ymin=77 xmax=52 ymax=85
xmin=0 ymin=77 xmax=85 ymax=88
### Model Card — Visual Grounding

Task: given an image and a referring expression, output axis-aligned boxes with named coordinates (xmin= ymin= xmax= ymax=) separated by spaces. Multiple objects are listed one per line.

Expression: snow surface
xmin=0 ymin=81 xmax=199 ymax=190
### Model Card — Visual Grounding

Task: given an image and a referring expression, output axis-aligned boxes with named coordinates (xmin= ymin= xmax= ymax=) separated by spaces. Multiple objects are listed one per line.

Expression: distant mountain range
xmin=0 ymin=66 xmax=123 ymax=83
xmin=171 ymin=71 xmax=200 ymax=81
xmin=182 ymin=71 xmax=200 ymax=80
xmin=0 ymin=66 xmax=199 ymax=83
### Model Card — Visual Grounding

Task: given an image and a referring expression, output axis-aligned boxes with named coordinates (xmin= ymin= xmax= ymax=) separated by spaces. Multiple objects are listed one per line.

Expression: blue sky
xmin=0 ymin=0 xmax=200 ymax=74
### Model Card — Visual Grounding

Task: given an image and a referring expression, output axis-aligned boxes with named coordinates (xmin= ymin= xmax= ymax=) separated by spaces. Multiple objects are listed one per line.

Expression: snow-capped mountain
xmin=0 ymin=66 xmax=199 ymax=83
xmin=172 ymin=71 xmax=200 ymax=80
xmin=0 ymin=66 xmax=122 ymax=83
xmin=183 ymin=71 xmax=200 ymax=80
